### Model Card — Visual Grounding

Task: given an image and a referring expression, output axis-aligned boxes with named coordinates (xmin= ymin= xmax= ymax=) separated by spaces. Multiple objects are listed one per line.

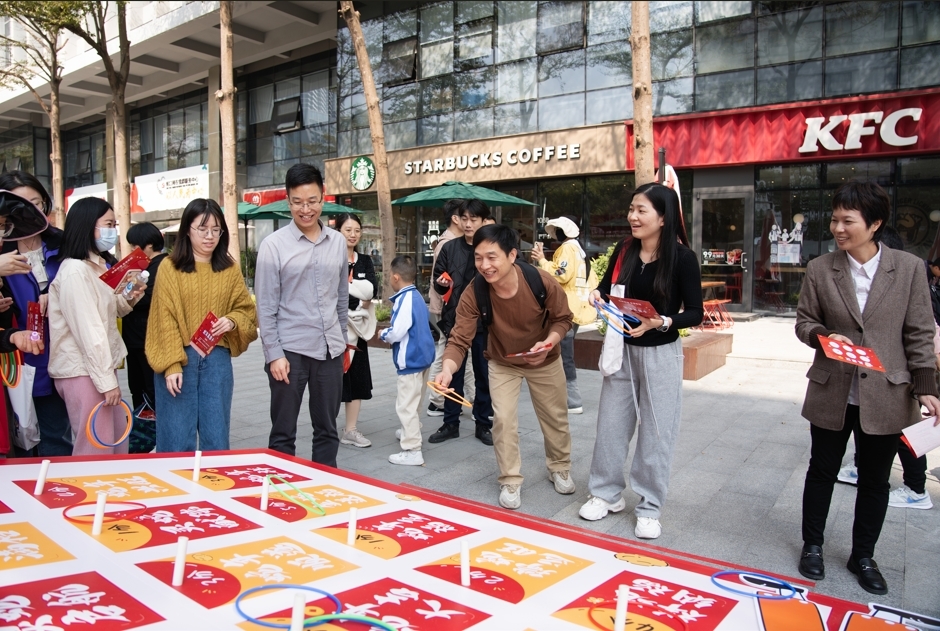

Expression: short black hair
xmin=473 ymin=223 xmax=518 ymax=256
xmin=931 ymin=259 xmax=940 ymax=269
xmin=460 ymin=198 xmax=491 ymax=220
xmin=831 ymin=181 xmax=890 ymax=242
xmin=443 ymin=199 xmax=463 ymax=225
xmin=391 ymin=254 xmax=417 ymax=281
xmin=285 ymin=163 xmax=324 ymax=195
xmin=878 ymin=225 xmax=904 ymax=250
xmin=0 ymin=170 xmax=52 ymax=215
xmin=126 ymin=221 xmax=165 ymax=252
xmin=169 ymin=198 xmax=234 ymax=273
xmin=59 ymin=197 xmax=114 ymax=262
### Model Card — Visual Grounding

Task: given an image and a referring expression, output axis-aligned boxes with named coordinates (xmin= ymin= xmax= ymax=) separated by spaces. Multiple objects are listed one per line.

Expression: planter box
xmin=573 ymin=329 xmax=733 ymax=381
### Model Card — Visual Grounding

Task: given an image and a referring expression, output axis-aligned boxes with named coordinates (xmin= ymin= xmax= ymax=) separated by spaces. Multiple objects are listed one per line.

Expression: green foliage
xmin=240 ymin=248 xmax=257 ymax=283
xmin=375 ymin=302 xmax=392 ymax=323
xmin=591 ymin=244 xmax=617 ymax=282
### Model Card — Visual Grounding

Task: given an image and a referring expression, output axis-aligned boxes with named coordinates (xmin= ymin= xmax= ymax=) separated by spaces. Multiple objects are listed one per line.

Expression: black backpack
xmin=472 ymin=260 xmax=547 ymax=328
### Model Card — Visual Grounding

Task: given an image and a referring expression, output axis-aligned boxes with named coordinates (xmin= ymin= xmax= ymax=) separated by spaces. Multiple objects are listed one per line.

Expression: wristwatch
xmin=658 ymin=316 xmax=671 ymax=332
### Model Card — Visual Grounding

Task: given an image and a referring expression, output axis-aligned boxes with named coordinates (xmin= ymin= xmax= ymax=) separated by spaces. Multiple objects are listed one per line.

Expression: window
xmin=455 ymin=67 xmax=494 ymax=109
xmin=497 ymin=58 xmax=537 ymax=103
xmin=457 ymin=19 xmax=494 ymax=67
xmin=756 ymin=61 xmax=822 ymax=104
xmin=455 ymin=108 xmax=494 ymax=140
xmin=497 ymin=1 xmax=537 ymax=62
xmin=339 ymin=92 xmax=367 ymax=131
xmin=695 ymin=70 xmax=754 ymax=110
xmin=273 ymin=97 xmax=302 ymax=134
xmin=653 ymin=77 xmax=693 ymax=115
xmin=421 ymin=76 xmax=453 ymax=116
xmin=588 ymin=1 xmax=630 ymax=45
xmin=536 ymin=1 xmax=584 ymax=54
xmin=420 ymin=3 xmax=454 ymax=79
xmin=825 ymin=2 xmax=899 ymax=57
xmin=824 ymin=50 xmax=897 ymax=96
xmin=586 ymin=42 xmax=631 ymax=90
xmin=457 ymin=1 xmax=493 ymax=24
xmin=901 ymin=43 xmax=940 ymax=89
xmin=385 ymin=120 xmax=417 ymax=151
xmin=418 ymin=113 xmax=454 ymax=145
xmin=696 ymin=19 xmax=755 ymax=73
xmin=495 ymin=101 xmax=538 ymax=135
xmin=696 ymin=1 xmax=752 ymax=23
xmin=651 ymin=30 xmax=694 ymax=80
xmin=382 ymin=83 xmax=419 ymax=122
xmin=902 ymin=1 xmax=940 ymax=45
xmin=650 ymin=1 xmax=693 ymax=33
xmin=539 ymin=92 xmax=584 ymax=130
xmin=586 ymin=86 xmax=632 ymax=124
xmin=538 ymin=48 xmax=585 ymax=97
xmin=249 ymin=85 xmax=273 ymax=124
xmin=385 ymin=9 xmax=418 ymax=42
xmin=757 ymin=6 xmax=822 ymax=66
xmin=302 ymin=71 xmax=332 ymax=127
xmin=383 ymin=38 xmax=417 ymax=84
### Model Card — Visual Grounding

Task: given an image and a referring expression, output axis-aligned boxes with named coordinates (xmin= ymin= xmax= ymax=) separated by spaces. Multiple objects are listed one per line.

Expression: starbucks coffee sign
xmin=350 ymin=156 xmax=376 ymax=191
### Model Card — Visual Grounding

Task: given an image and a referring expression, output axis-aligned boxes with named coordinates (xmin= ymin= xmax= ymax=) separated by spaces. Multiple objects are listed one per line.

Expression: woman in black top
xmin=336 ymin=213 xmax=376 ymax=448
xmin=578 ymin=183 xmax=703 ymax=539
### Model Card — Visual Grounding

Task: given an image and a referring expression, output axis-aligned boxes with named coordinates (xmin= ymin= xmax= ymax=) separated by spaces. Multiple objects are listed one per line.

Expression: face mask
xmin=95 ymin=227 xmax=118 ymax=251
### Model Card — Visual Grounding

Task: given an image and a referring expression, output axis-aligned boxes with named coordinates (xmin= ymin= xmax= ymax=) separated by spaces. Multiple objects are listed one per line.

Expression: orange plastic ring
xmin=85 ymin=400 xmax=133 ymax=448
xmin=426 ymin=381 xmax=472 ymax=408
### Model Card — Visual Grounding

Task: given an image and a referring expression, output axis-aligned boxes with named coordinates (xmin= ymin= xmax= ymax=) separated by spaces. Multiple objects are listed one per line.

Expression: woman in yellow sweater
xmin=146 ymin=198 xmax=257 ymax=452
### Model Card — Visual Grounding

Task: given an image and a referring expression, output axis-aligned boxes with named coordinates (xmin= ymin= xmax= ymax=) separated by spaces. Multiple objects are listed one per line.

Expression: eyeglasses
xmin=289 ymin=199 xmax=323 ymax=210
xmin=0 ymin=223 xmax=13 ymax=238
xmin=192 ymin=226 xmax=223 ymax=238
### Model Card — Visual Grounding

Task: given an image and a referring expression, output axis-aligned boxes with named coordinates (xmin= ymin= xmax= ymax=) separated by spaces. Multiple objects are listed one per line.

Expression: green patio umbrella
xmin=391 ymin=181 xmax=538 ymax=207
xmin=245 ymin=199 xmax=361 ymax=218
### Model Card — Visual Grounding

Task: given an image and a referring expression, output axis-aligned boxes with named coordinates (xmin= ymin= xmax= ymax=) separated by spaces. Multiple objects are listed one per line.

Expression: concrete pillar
xmin=208 ymin=64 xmax=222 ymax=203
xmin=105 ymin=103 xmax=116 ymax=208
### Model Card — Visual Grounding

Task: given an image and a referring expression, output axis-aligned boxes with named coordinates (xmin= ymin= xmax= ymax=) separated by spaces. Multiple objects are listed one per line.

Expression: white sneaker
xmin=499 ymin=484 xmax=521 ymax=509
xmin=388 ymin=450 xmax=424 ymax=466
xmin=837 ymin=465 xmax=858 ymax=485
xmin=340 ymin=428 xmax=371 ymax=448
xmin=888 ymin=485 xmax=933 ymax=510
xmin=635 ymin=516 xmax=662 ymax=539
xmin=550 ymin=471 xmax=576 ymax=494
xmin=568 ymin=406 xmax=583 ymax=414
xmin=394 ymin=424 xmax=423 ymax=440
xmin=578 ymin=496 xmax=626 ymax=521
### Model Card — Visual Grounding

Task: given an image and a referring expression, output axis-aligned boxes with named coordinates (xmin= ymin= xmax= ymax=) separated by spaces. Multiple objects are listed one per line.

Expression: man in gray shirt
xmin=255 ymin=163 xmax=349 ymax=466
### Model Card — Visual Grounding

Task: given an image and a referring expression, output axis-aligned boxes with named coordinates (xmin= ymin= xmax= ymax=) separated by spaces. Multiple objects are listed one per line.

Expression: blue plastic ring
xmin=300 ymin=615 xmax=397 ymax=631
xmin=89 ymin=399 xmax=132 ymax=448
xmin=234 ymin=584 xmax=342 ymax=629
xmin=710 ymin=570 xmax=797 ymax=600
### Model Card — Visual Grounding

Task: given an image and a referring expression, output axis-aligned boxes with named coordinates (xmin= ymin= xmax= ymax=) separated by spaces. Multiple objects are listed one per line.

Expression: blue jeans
xmin=155 ymin=346 xmax=234 ymax=453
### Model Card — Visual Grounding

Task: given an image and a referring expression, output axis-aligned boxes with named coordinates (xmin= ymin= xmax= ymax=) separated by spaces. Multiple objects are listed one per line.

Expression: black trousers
xmin=266 ymin=350 xmax=343 ymax=467
xmin=851 ymin=427 xmax=927 ymax=494
xmin=802 ymin=405 xmax=899 ymax=560
xmin=125 ymin=349 xmax=156 ymax=410
xmin=443 ymin=329 xmax=493 ymax=429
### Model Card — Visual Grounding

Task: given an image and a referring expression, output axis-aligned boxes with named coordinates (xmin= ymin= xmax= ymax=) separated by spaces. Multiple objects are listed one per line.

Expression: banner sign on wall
xmin=131 ymin=164 xmax=209 ymax=214
xmin=64 ymin=183 xmax=107 ymax=213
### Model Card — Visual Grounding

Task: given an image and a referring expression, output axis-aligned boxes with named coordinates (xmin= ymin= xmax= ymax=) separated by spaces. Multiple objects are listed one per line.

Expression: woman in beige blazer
xmin=795 ymin=181 xmax=939 ymax=596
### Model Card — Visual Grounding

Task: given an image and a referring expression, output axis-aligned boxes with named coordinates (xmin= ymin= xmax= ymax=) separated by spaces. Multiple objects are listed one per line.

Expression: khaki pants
xmin=489 ymin=357 xmax=572 ymax=486
xmin=397 ymin=369 xmax=429 ymax=451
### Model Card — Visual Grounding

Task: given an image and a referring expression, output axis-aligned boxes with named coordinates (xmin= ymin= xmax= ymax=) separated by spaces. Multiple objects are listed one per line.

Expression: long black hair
xmin=0 ymin=170 xmax=52 ymax=215
xmin=58 ymin=197 xmax=117 ymax=264
xmin=170 ymin=198 xmax=233 ymax=273
xmin=615 ymin=183 xmax=687 ymax=311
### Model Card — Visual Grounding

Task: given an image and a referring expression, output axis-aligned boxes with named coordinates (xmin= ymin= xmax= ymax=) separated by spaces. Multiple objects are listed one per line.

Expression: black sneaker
xmin=428 ymin=423 xmax=459 ymax=443
xmin=475 ymin=424 xmax=493 ymax=446
xmin=427 ymin=403 xmax=444 ymax=417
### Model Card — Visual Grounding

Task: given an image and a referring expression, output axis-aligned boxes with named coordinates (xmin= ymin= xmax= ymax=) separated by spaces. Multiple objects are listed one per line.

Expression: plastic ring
xmin=62 ymin=500 xmax=147 ymax=524
xmin=85 ymin=400 xmax=133 ymax=449
xmin=234 ymin=584 xmax=341 ymax=629
xmin=301 ymin=615 xmax=397 ymax=631
xmin=265 ymin=474 xmax=326 ymax=516
xmin=710 ymin=570 xmax=797 ymax=600
xmin=426 ymin=381 xmax=472 ymax=408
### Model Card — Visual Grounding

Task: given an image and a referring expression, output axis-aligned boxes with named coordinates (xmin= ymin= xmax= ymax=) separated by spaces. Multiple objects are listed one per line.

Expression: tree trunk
xmin=112 ymin=90 xmax=131 ymax=256
xmin=340 ymin=0 xmax=394 ymax=302
xmin=49 ymin=78 xmax=65 ymax=229
xmin=631 ymin=2 xmax=655 ymax=186
xmin=219 ymin=0 xmax=239 ymax=262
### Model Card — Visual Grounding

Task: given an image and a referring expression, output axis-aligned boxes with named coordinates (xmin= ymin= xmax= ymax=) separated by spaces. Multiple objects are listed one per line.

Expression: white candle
xmin=91 ymin=491 xmax=107 ymax=536
xmin=191 ymin=450 xmax=202 ymax=483
xmin=460 ymin=540 xmax=470 ymax=587
xmin=614 ymin=584 xmax=629 ymax=631
xmin=260 ymin=479 xmax=269 ymax=511
xmin=171 ymin=536 xmax=189 ymax=587
xmin=347 ymin=507 xmax=357 ymax=545
xmin=32 ymin=459 xmax=51 ymax=495
xmin=289 ymin=592 xmax=305 ymax=631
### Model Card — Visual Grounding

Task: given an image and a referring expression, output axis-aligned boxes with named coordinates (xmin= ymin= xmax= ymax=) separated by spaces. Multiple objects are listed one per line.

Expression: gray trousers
xmin=587 ymin=338 xmax=684 ymax=518
xmin=560 ymin=324 xmax=581 ymax=408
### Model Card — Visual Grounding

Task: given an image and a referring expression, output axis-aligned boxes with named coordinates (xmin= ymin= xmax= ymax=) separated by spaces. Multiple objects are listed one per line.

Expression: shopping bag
xmin=9 ymin=363 xmax=39 ymax=450
xmin=129 ymin=393 xmax=157 ymax=454
xmin=598 ymin=284 xmax=626 ymax=377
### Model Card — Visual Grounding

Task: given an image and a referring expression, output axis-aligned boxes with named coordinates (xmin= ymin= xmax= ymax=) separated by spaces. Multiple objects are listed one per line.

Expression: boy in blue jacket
xmin=380 ymin=255 xmax=435 ymax=465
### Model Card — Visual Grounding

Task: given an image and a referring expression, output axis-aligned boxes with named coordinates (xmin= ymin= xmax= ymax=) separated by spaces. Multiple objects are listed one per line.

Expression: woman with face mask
xmin=47 ymin=197 xmax=143 ymax=456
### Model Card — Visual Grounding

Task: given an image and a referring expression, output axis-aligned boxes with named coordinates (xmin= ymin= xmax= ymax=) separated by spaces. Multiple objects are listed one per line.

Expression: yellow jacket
xmin=537 ymin=240 xmax=598 ymax=325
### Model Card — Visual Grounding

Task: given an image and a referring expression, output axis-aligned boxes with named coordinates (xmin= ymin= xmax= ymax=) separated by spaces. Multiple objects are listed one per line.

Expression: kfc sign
xmin=798 ymin=108 xmax=922 ymax=153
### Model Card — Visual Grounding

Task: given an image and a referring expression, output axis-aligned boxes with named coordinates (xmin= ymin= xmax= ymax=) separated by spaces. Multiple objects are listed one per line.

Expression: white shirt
xmin=845 ymin=245 xmax=882 ymax=405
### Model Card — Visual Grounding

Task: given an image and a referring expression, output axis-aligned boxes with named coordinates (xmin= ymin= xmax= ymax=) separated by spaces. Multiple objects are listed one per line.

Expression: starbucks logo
xmin=350 ymin=156 xmax=376 ymax=191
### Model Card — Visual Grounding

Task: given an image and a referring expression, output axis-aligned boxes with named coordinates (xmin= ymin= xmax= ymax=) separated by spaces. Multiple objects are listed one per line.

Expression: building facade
xmin=0 ymin=1 xmax=937 ymax=312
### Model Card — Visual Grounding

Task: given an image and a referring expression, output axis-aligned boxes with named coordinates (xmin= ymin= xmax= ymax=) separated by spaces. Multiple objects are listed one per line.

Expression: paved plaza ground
xmin=124 ymin=317 xmax=940 ymax=615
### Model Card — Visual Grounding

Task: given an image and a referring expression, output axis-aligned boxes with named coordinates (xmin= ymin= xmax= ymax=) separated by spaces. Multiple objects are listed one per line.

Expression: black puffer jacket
xmin=432 ymin=237 xmax=480 ymax=337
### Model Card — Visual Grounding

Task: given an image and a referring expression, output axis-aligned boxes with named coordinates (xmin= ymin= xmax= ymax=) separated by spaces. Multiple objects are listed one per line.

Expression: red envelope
xmin=439 ymin=271 xmax=454 ymax=303
xmin=506 ymin=343 xmax=552 ymax=357
xmin=608 ymin=296 xmax=659 ymax=319
xmin=27 ymin=301 xmax=43 ymax=349
xmin=816 ymin=335 xmax=885 ymax=372
xmin=190 ymin=312 xmax=222 ymax=357
xmin=98 ymin=247 xmax=150 ymax=291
